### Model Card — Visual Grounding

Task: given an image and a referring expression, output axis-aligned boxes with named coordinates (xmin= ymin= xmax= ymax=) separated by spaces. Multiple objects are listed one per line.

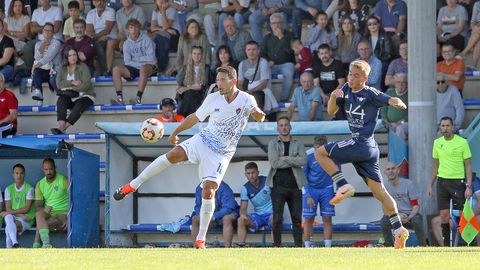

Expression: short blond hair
xmin=349 ymin=60 xmax=371 ymax=77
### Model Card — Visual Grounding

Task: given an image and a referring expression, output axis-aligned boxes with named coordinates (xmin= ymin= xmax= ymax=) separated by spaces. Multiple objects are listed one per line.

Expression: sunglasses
xmin=437 ymin=80 xmax=446 ymax=84
xmin=367 ymin=22 xmax=378 ymax=26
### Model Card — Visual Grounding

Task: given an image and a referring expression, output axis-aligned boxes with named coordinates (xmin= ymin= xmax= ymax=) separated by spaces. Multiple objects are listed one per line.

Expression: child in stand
xmin=291 ymin=39 xmax=312 ymax=74
xmin=307 ymin=11 xmax=337 ymax=53
xmin=63 ymin=1 xmax=83 ymax=40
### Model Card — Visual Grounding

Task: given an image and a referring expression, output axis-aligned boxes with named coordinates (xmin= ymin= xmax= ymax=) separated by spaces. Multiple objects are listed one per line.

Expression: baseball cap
xmin=161 ymin=98 xmax=175 ymax=108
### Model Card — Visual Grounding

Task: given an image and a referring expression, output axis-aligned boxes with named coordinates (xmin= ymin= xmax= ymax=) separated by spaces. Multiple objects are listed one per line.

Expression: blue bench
xmin=6 ymin=133 xmax=105 ymax=140
xmin=121 ymin=223 xmax=383 ymax=247
xmin=18 ymin=104 xmax=163 ymax=113
xmin=123 ymin=223 xmax=381 ymax=233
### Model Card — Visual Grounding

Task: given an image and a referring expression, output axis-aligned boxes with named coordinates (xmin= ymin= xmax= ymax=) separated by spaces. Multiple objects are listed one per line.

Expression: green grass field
xmin=0 ymin=247 xmax=479 ymax=270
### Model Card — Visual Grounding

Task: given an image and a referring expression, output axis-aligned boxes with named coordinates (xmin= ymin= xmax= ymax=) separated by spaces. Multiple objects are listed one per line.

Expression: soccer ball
xmin=140 ymin=118 xmax=164 ymax=143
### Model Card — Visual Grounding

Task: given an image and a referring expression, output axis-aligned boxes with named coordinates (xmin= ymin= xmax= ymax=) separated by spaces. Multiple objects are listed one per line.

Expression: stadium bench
xmin=0 ymin=228 xmax=68 ymax=248
xmin=120 ymin=223 xmax=383 ymax=247
xmin=6 ymin=133 xmax=105 ymax=140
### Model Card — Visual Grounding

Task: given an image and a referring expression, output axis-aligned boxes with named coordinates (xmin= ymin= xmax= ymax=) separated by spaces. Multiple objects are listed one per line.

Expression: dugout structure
xmin=0 ymin=138 xmax=100 ymax=247
xmin=97 ymin=121 xmax=388 ymax=247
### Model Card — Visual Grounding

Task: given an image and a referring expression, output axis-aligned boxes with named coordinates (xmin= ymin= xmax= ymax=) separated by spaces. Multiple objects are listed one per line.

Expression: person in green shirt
xmin=380 ymin=73 xmax=408 ymax=141
xmin=33 ymin=158 xmax=69 ymax=248
xmin=0 ymin=164 xmax=36 ymax=248
xmin=428 ymin=116 xmax=473 ymax=246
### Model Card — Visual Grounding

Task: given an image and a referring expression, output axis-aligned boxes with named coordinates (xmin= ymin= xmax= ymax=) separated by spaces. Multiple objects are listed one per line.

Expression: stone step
xmin=12 ymin=77 xmax=291 ymax=106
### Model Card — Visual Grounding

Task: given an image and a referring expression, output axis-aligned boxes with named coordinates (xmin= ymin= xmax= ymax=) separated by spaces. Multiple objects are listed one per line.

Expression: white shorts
xmin=13 ymin=216 xmax=31 ymax=233
xmin=179 ymin=134 xmax=231 ymax=185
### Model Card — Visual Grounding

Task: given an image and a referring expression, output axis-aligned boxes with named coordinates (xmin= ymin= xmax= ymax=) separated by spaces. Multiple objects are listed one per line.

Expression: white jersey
xmin=196 ymin=90 xmax=257 ymax=156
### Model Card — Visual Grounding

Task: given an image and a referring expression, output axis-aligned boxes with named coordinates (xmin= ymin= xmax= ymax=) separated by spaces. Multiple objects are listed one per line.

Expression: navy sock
xmin=389 ymin=214 xmax=402 ymax=231
xmin=332 ymin=171 xmax=348 ymax=187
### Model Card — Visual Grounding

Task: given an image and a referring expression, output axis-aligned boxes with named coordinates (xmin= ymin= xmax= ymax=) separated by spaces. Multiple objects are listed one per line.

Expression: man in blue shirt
xmin=237 ymin=162 xmax=272 ymax=246
xmin=314 ymin=59 xmax=409 ymax=248
xmin=287 ymin=72 xmax=323 ymax=121
xmin=191 ymin=181 xmax=239 ymax=248
xmin=303 ymin=136 xmax=335 ymax=247
xmin=374 ymin=0 xmax=407 ymax=45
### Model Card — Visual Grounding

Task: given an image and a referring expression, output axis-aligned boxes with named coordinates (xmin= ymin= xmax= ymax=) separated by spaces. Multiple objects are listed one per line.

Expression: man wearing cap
xmin=156 ymin=98 xmax=184 ymax=122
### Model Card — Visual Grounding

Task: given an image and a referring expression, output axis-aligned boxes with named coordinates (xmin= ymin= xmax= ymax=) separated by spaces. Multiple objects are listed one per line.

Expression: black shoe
xmin=113 ymin=184 xmax=134 ymax=201
xmin=51 ymin=128 xmax=64 ymax=135
xmin=12 ymin=243 xmax=20 ymax=248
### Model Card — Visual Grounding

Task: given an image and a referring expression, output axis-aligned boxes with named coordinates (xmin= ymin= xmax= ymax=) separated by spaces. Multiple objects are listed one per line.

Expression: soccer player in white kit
xmin=113 ymin=66 xmax=266 ymax=248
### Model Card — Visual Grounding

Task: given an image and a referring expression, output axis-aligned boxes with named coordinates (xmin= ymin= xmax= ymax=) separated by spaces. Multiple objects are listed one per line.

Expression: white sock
xmin=130 ymin=154 xmax=172 ymax=189
xmin=304 ymin=241 xmax=313 ymax=248
xmin=196 ymin=198 xmax=215 ymax=241
xmin=5 ymin=214 xmax=17 ymax=246
xmin=5 ymin=232 xmax=12 ymax=248
xmin=324 ymin=239 xmax=332 ymax=247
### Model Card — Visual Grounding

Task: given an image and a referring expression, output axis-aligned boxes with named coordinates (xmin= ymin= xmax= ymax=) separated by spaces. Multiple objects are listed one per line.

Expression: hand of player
xmin=168 ymin=133 xmax=180 ymax=145
xmin=389 ymin=97 xmax=407 ymax=109
xmin=251 ymin=108 xmax=266 ymax=122
xmin=331 ymin=88 xmax=344 ymax=99
xmin=427 ymin=185 xmax=433 ymax=198
xmin=307 ymin=197 xmax=314 ymax=208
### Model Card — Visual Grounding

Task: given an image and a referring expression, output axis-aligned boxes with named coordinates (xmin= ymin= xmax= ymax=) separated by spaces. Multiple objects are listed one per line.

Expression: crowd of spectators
xmin=0 ymin=1 xmax=476 ymax=134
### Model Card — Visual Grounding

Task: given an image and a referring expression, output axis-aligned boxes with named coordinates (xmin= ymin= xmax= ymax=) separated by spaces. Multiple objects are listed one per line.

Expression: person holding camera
xmin=51 ymin=47 xmax=94 ymax=135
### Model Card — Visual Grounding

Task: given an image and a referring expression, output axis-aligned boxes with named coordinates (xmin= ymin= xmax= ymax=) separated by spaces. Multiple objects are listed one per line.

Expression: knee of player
xmin=166 ymin=147 xmax=188 ymax=163
xmin=202 ymin=181 xmax=218 ymax=199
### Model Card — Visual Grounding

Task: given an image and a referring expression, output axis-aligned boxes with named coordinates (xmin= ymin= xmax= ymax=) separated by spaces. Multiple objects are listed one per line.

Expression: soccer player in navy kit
xmin=314 ymin=60 xmax=410 ymax=248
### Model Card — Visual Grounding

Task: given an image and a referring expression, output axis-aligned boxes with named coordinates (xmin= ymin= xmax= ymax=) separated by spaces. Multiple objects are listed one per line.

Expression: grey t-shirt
xmin=383 ymin=178 xmax=419 ymax=215
xmin=437 ymin=5 xmax=468 ymax=35
xmin=238 ymin=57 xmax=271 ymax=82
xmin=116 ymin=4 xmax=146 ymax=38
xmin=291 ymin=86 xmax=323 ymax=121
xmin=436 ymin=85 xmax=465 ymax=129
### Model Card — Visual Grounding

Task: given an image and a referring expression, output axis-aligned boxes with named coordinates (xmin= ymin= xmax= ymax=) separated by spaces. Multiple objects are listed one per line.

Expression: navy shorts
xmin=125 ymin=65 xmax=140 ymax=81
xmin=302 ymin=187 xmax=335 ymax=218
xmin=248 ymin=213 xmax=271 ymax=232
xmin=324 ymin=138 xmax=382 ymax=183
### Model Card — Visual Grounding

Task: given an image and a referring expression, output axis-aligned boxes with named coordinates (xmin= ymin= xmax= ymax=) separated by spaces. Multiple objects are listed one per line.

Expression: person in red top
xmin=0 ymin=72 xmax=18 ymax=137
xmin=291 ymin=39 xmax=312 ymax=73
xmin=156 ymin=97 xmax=184 ymax=123
xmin=437 ymin=43 xmax=466 ymax=92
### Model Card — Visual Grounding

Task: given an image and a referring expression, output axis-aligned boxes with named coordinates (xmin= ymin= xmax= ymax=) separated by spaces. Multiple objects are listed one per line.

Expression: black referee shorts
xmin=437 ymin=177 xmax=466 ymax=211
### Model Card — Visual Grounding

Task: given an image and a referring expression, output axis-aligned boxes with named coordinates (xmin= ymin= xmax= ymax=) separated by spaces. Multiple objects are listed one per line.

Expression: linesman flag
xmin=459 ymin=198 xmax=480 ymax=245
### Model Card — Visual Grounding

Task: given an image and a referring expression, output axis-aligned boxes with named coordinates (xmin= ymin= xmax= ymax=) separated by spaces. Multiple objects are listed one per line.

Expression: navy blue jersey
xmin=337 ymin=84 xmax=391 ymax=139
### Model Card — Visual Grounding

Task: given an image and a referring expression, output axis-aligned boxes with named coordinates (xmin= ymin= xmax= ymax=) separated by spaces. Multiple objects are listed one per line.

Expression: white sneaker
xmin=32 ymin=89 xmax=43 ymax=101
xmin=110 ymin=95 xmax=124 ymax=105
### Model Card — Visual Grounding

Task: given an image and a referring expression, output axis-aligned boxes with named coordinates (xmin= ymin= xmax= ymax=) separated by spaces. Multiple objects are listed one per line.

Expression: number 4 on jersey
xmin=345 ymin=104 xmax=365 ymax=119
